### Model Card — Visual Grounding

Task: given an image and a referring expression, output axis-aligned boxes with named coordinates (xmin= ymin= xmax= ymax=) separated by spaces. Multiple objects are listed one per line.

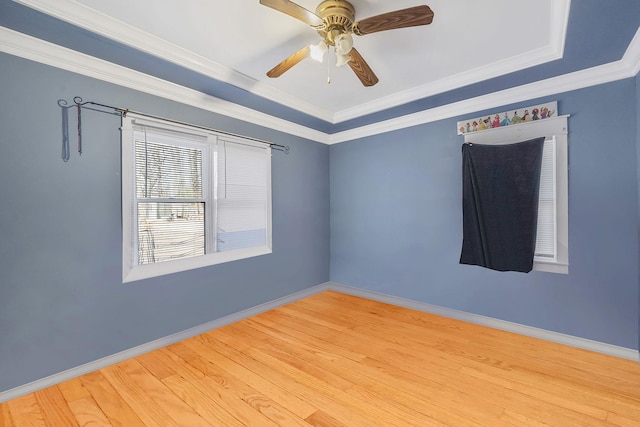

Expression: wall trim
xmin=1 ymin=25 xmax=639 ymax=146
xmin=0 ymin=283 xmax=331 ymax=404
xmin=327 ymin=51 xmax=639 ymax=144
xmin=325 ymin=282 xmax=639 ymax=362
xmin=1 ymin=280 xmax=636 ymax=402
xmin=0 ymin=26 xmax=330 ymax=145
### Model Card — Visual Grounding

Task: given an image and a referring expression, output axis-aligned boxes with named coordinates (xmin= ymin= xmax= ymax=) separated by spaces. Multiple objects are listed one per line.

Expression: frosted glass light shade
xmin=310 ymin=40 xmax=328 ymax=62
xmin=335 ymin=33 xmax=353 ymax=55
xmin=336 ymin=53 xmax=352 ymax=67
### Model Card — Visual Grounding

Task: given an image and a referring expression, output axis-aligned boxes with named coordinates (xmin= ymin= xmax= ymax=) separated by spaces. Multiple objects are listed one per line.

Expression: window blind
xmin=534 ymin=137 xmax=557 ymax=261
xmin=216 ymin=140 xmax=269 ymax=252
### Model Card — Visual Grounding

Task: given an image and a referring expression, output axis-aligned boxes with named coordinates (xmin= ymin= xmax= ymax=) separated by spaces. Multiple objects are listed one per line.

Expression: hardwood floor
xmin=2 ymin=290 xmax=640 ymax=426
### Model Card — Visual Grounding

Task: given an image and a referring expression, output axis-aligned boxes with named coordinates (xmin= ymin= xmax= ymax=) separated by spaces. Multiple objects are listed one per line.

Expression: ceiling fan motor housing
xmin=315 ymin=0 xmax=355 ymax=45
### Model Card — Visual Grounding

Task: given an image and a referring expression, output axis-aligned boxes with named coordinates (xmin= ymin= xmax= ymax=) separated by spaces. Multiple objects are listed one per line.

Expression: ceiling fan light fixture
xmin=334 ymin=33 xmax=353 ymax=55
xmin=309 ymin=40 xmax=328 ymax=62
xmin=335 ymin=52 xmax=352 ymax=67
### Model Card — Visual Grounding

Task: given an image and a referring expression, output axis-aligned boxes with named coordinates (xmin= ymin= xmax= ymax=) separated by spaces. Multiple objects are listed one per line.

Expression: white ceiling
xmin=15 ymin=0 xmax=569 ymax=123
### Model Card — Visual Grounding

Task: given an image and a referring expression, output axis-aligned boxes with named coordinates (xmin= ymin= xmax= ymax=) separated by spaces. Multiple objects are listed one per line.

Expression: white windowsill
xmin=534 ymin=260 xmax=568 ymax=274
xmin=123 ymin=245 xmax=272 ymax=283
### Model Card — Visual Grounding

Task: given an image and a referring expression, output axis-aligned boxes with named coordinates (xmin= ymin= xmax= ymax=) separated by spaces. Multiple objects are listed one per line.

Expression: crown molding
xmin=12 ymin=0 xmax=336 ymax=123
xmin=13 ymin=0 xmax=571 ymax=125
xmin=1 ymin=23 xmax=638 ymax=146
xmin=0 ymin=26 xmax=330 ymax=144
xmin=334 ymin=46 xmax=561 ymax=123
xmin=625 ymin=24 xmax=640 ymax=76
xmin=328 ymin=26 xmax=640 ymax=144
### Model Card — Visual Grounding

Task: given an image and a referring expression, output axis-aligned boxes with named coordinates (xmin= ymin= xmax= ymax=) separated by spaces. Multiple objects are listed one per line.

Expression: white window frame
xmin=464 ymin=115 xmax=569 ymax=274
xmin=121 ymin=114 xmax=272 ymax=283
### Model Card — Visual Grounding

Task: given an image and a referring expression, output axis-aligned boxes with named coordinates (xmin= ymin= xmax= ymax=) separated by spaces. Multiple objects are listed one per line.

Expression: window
xmin=121 ymin=114 xmax=272 ymax=282
xmin=464 ymin=115 xmax=569 ymax=274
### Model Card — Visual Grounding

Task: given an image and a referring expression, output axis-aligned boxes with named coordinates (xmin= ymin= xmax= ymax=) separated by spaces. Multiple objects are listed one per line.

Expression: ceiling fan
xmin=260 ymin=0 xmax=434 ymax=87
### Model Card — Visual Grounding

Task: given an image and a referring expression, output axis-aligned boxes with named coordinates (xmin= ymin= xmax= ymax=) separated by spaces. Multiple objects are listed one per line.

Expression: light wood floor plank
xmin=258 ymin=300 xmax=528 ymax=424
xmin=462 ymin=363 xmax=629 ymax=420
xmin=304 ymin=409 xmax=351 ymax=427
xmin=79 ymin=370 xmax=147 ymax=426
xmin=5 ymin=393 xmax=47 ymax=426
xmin=248 ymin=314 xmax=368 ymax=362
xmin=67 ymin=397 xmax=112 ymax=426
xmin=159 ymin=374 xmax=246 ymax=426
xmin=34 ymin=386 xmax=79 ymax=426
xmin=606 ymin=410 xmax=640 ymax=427
xmin=162 ymin=345 xmax=293 ymax=426
xmin=242 ymin=346 xmax=406 ymax=426
xmin=180 ymin=337 xmax=319 ymax=420
xmin=196 ymin=331 xmax=378 ymax=427
xmin=56 ymin=377 xmax=91 ymax=403
xmin=118 ymin=358 xmax=211 ymax=426
xmin=500 ymin=408 xmax=554 ymax=427
xmin=257 ymin=342 xmax=442 ymax=425
xmin=99 ymin=363 xmax=181 ymax=427
xmin=239 ymin=320 xmax=494 ymax=425
xmin=256 ymin=340 xmax=355 ymax=392
xmin=1 ymin=290 xmax=639 ymax=426
xmin=0 ymin=401 xmax=16 ymax=427
xmin=136 ymin=348 xmax=183 ymax=381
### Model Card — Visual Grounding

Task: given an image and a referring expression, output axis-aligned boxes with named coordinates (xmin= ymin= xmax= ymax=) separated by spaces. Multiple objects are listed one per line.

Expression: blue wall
xmin=330 ymin=79 xmax=639 ymax=349
xmin=0 ymin=53 xmax=330 ymax=393
xmin=637 ymin=71 xmax=640 ymax=349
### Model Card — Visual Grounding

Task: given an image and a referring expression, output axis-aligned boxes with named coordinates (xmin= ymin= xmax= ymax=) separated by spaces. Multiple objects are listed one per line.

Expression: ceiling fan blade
xmin=347 ymin=48 xmax=379 ymax=87
xmin=266 ymin=46 xmax=310 ymax=78
xmin=353 ymin=5 xmax=434 ymax=35
xmin=259 ymin=0 xmax=324 ymax=28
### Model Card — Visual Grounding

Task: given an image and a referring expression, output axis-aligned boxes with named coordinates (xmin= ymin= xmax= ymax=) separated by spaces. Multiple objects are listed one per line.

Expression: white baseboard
xmin=326 ymin=282 xmax=639 ymax=362
xmin=0 ymin=283 xmax=331 ymax=403
xmin=2 ymin=280 xmax=636 ymax=402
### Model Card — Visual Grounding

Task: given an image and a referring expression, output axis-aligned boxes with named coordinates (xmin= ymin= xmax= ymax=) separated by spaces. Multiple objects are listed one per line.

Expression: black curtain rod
xmin=58 ymin=96 xmax=290 ymax=158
